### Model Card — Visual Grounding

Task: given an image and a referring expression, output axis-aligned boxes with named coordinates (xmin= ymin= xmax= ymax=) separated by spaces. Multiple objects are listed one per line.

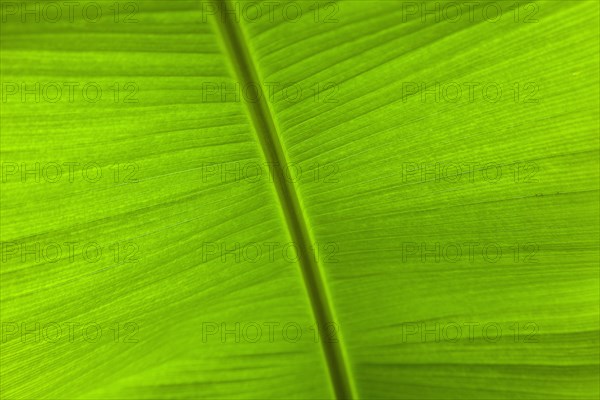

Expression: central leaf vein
xmin=209 ymin=1 xmax=356 ymax=398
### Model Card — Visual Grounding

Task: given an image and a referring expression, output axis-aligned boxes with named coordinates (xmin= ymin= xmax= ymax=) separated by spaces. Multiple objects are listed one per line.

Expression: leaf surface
xmin=1 ymin=1 xmax=598 ymax=399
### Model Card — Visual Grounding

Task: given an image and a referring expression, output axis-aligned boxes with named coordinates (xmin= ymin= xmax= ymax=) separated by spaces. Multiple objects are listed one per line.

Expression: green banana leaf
xmin=1 ymin=0 xmax=598 ymax=398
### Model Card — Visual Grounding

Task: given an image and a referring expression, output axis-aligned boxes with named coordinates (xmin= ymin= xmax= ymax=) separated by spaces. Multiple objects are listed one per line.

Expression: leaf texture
xmin=0 ymin=0 xmax=598 ymax=399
